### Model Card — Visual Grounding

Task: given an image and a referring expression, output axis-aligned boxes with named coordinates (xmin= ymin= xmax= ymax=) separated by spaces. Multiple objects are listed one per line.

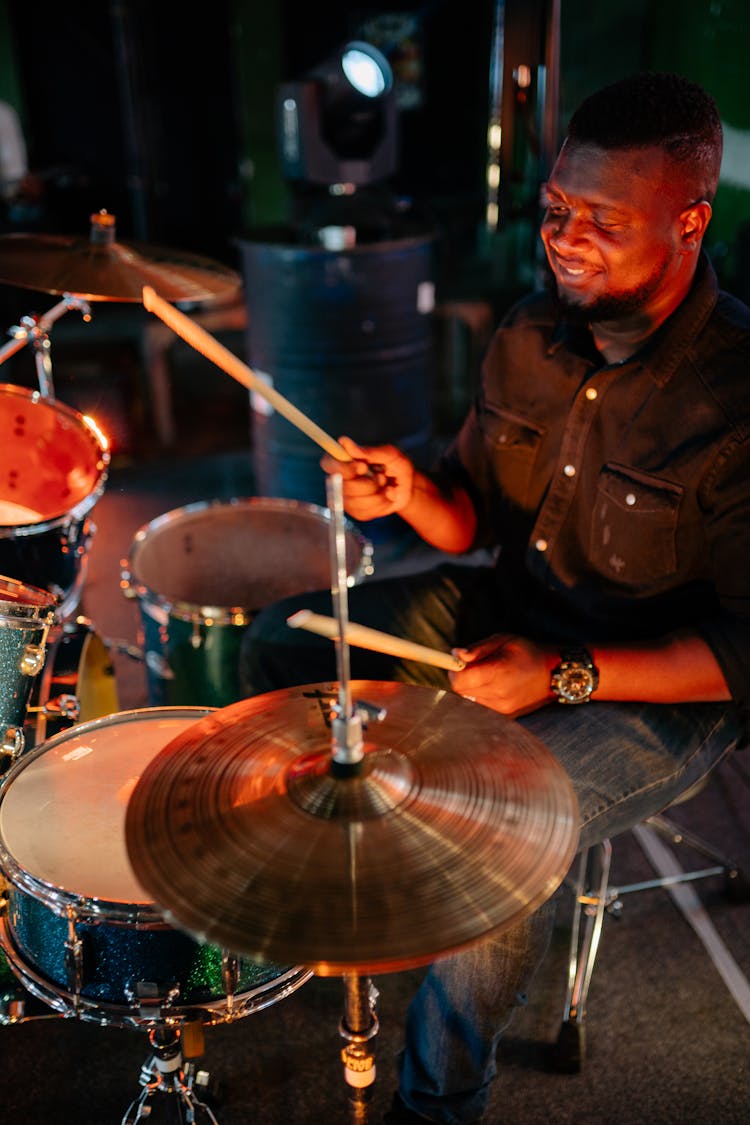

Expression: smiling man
xmin=239 ymin=73 xmax=750 ymax=1124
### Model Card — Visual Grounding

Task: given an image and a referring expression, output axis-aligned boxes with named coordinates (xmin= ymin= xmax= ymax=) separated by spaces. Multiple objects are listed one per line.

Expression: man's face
xmin=540 ymin=141 xmax=688 ymax=323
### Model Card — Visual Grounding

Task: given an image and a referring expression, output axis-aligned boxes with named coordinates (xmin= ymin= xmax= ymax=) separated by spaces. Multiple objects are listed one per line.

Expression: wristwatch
xmin=550 ymin=646 xmax=599 ymax=704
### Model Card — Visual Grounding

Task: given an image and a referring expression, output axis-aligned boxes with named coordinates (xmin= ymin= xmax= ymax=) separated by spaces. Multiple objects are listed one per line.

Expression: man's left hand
xmin=449 ymin=635 xmax=555 ymax=718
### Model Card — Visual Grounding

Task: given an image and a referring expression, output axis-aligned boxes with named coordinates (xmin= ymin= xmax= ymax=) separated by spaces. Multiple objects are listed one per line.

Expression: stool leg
xmin=552 ymin=839 xmax=613 ymax=1072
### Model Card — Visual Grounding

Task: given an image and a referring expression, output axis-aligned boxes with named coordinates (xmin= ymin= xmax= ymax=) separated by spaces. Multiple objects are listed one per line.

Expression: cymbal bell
xmin=125 ymin=682 xmax=579 ymax=976
xmin=0 ymin=210 xmax=241 ymax=304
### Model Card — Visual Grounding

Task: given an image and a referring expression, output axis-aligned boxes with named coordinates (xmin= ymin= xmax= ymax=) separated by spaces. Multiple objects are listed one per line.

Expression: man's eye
xmin=594 ymin=216 xmax=624 ymax=230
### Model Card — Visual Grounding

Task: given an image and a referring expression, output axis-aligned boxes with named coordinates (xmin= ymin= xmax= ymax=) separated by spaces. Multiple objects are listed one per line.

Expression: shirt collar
xmin=638 ymin=253 xmax=718 ymax=386
xmin=546 ymin=253 xmax=719 ymax=384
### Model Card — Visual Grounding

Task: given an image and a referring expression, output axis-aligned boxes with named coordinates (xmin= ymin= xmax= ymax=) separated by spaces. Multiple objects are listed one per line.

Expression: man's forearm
xmin=400 ymin=474 xmax=478 ymax=554
xmin=590 ymin=631 xmax=731 ymax=703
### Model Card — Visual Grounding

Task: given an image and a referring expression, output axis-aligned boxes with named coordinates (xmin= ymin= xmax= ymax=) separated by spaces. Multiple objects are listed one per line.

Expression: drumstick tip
xmin=142 ymin=285 xmax=156 ymax=309
xmin=287 ymin=609 xmax=312 ymax=628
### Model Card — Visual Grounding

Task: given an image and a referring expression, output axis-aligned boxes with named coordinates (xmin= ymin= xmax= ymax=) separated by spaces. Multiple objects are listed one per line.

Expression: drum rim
xmin=0 ymin=705 xmax=214 ymax=920
xmin=121 ymin=494 xmax=375 ymax=623
xmin=0 ymin=382 xmax=111 ymax=532
xmin=0 ymin=574 xmax=58 ymax=620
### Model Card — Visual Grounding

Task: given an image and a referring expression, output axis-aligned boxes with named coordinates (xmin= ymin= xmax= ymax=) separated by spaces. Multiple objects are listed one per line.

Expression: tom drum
xmin=0 ymin=384 xmax=110 ymax=619
xmin=121 ymin=496 xmax=374 ymax=708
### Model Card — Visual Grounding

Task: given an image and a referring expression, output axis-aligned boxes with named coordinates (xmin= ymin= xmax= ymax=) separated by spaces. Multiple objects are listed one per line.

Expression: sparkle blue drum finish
xmin=0 ymin=576 xmax=57 ymax=748
xmin=6 ymin=889 xmax=300 ymax=1010
xmin=122 ymin=496 xmax=374 ymax=709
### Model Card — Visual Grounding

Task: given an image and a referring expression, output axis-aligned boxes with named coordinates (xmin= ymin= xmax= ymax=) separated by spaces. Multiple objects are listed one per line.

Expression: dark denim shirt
xmin=438 ymin=255 xmax=750 ymax=734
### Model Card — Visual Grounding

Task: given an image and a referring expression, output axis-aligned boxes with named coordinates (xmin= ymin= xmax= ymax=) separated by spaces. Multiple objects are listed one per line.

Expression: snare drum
xmin=0 ymin=575 xmax=57 ymax=762
xmin=0 ymin=707 xmax=312 ymax=1029
xmin=121 ymin=497 xmax=374 ymax=708
xmin=0 ymin=384 xmax=110 ymax=619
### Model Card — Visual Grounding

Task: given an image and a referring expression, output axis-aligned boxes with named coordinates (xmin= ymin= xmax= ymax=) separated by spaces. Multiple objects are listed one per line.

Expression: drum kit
xmin=0 ymin=215 xmax=581 ymax=1123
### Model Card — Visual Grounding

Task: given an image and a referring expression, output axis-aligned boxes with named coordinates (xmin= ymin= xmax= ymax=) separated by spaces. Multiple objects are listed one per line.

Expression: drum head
xmin=125 ymin=496 xmax=373 ymax=617
xmin=0 ymin=384 xmax=109 ymax=527
xmin=0 ymin=708 xmax=212 ymax=905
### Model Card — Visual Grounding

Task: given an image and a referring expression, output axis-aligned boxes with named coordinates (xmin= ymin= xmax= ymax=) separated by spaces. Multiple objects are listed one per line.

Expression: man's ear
xmin=680 ymin=200 xmax=712 ymax=249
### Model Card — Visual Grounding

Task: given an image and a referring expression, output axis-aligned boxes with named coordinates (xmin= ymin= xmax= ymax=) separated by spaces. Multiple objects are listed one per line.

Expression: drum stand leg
xmin=339 ymin=972 xmax=379 ymax=1124
xmin=121 ymin=1024 xmax=220 ymax=1125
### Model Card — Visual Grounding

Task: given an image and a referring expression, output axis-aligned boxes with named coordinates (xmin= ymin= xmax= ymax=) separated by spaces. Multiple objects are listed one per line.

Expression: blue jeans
xmin=239 ymin=564 xmax=742 ymax=1124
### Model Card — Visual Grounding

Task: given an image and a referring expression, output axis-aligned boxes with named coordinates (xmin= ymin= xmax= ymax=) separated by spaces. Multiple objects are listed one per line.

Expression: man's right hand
xmin=320 ymin=435 xmax=416 ymax=522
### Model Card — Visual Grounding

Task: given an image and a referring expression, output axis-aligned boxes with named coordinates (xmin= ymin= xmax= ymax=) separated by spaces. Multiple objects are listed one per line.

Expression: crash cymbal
xmin=0 ymin=210 xmax=241 ymax=303
xmin=125 ymin=681 xmax=579 ymax=976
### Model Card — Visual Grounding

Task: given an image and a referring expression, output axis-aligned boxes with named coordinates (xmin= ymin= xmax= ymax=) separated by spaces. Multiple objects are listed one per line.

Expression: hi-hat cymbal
xmin=0 ymin=211 xmax=241 ymax=303
xmin=125 ymin=682 xmax=579 ymax=976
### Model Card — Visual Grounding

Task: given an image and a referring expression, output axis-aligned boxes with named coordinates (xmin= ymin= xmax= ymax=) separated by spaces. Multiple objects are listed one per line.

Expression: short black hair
xmin=566 ymin=72 xmax=723 ymax=202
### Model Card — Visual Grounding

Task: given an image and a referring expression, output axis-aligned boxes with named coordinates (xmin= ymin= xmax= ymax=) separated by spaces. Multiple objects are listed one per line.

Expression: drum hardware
xmin=1 ymin=727 xmax=24 ymax=761
xmin=24 ymin=616 xmax=123 ymax=748
xmin=0 ymin=210 xmax=242 ymax=304
xmin=27 ymin=692 xmax=79 ymax=721
xmin=125 ymin=476 xmax=581 ymax=1122
xmin=122 ymin=1025 xmax=220 ymax=1125
xmin=0 ymin=293 xmax=92 ymax=399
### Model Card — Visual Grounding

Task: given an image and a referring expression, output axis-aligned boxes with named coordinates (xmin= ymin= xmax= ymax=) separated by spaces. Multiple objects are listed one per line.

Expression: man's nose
xmin=547 ymin=212 xmax=590 ymax=252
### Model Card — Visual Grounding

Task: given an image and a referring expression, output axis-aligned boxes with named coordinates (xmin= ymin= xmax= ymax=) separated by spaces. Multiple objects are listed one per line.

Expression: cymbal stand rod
xmin=327 ymin=473 xmax=364 ymax=771
xmin=339 ymin=971 xmax=379 ymax=1124
xmin=0 ymin=294 xmax=91 ymax=398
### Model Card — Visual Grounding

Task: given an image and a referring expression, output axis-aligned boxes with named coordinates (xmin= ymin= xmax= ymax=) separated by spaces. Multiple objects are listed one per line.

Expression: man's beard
xmin=542 ymin=255 xmax=671 ymax=325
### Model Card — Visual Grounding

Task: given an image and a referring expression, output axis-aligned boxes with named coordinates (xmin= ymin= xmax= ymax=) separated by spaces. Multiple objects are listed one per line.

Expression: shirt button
xmin=535 ymin=538 xmax=548 ymax=552
xmin=563 ymin=464 xmax=576 ymax=477
xmin=625 ymin=493 xmax=636 ymax=506
xmin=585 ymin=387 xmax=598 ymax=400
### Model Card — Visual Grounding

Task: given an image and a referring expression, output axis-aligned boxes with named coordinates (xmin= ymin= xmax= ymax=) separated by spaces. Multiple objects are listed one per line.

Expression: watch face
xmin=560 ymin=667 xmax=595 ymax=701
xmin=551 ymin=649 xmax=598 ymax=704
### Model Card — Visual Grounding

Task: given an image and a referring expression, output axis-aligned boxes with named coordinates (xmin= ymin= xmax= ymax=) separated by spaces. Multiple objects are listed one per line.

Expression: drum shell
xmin=0 ymin=384 xmax=109 ymax=618
xmin=0 ymin=517 xmax=96 ymax=621
xmin=0 ymin=707 xmax=312 ymax=1027
xmin=0 ymin=576 xmax=57 ymax=748
xmin=5 ymin=888 xmax=300 ymax=1014
xmin=122 ymin=496 xmax=374 ymax=708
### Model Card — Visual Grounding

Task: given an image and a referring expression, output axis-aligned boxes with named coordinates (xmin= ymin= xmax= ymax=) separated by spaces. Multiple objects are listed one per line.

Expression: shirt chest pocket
xmin=483 ymin=407 xmax=546 ymax=509
xmin=590 ymin=464 xmax=683 ymax=588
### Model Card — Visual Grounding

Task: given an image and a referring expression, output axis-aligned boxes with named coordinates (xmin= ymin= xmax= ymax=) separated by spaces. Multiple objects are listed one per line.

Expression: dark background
xmin=1 ymin=0 xmax=747 ymax=301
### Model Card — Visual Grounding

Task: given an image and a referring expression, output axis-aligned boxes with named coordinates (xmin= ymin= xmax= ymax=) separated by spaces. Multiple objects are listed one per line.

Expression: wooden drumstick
xmin=287 ymin=609 xmax=466 ymax=672
xmin=142 ymin=285 xmax=353 ymax=464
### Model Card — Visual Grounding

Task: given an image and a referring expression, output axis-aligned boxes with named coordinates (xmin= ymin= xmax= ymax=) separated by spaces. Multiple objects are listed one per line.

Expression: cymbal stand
xmin=120 ymin=1024 xmax=219 ymax=1125
xmin=340 ymin=972 xmax=380 ymax=1123
xmin=326 ymin=474 xmax=381 ymax=1124
xmin=0 ymin=293 xmax=91 ymax=398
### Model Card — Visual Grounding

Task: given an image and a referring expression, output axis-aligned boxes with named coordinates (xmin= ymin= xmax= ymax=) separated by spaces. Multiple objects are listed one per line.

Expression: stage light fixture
xmin=277 ymin=40 xmax=398 ymax=188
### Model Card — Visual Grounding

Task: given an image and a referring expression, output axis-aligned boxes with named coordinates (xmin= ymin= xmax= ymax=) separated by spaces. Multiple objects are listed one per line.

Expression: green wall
xmin=230 ymin=0 xmax=290 ymax=231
